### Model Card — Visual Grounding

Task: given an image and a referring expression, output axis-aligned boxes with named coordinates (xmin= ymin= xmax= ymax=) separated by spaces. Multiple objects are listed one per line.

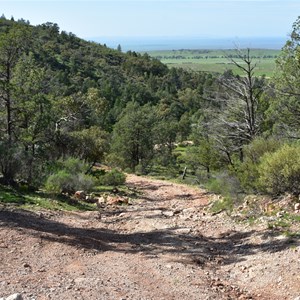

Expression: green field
xmin=146 ymin=49 xmax=280 ymax=76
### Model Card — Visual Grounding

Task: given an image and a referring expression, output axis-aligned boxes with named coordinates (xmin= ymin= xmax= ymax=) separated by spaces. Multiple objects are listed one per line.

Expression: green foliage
xmin=111 ymin=102 xmax=157 ymax=171
xmin=184 ymin=142 xmax=221 ymax=178
xmin=45 ymin=170 xmax=74 ymax=193
xmin=0 ymin=184 xmax=95 ymax=211
xmin=209 ymin=196 xmax=234 ymax=214
xmin=153 ymin=118 xmax=178 ymax=168
xmin=271 ymin=16 xmax=300 ymax=137
xmin=60 ymin=157 xmax=87 ymax=173
xmin=1 ymin=16 xmax=300 ymax=203
xmin=258 ymin=144 xmax=300 ymax=195
xmin=0 ymin=18 xmax=217 ymax=188
xmin=45 ymin=158 xmax=95 ymax=194
xmin=45 ymin=170 xmax=95 ymax=194
xmin=236 ymin=137 xmax=282 ymax=192
xmin=205 ymin=171 xmax=244 ymax=215
xmin=97 ymin=169 xmax=126 ymax=186
xmin=205 ymin=174 xmax=233 ymax=195
xmin=68 ymin=126 xmax=109 ymax=164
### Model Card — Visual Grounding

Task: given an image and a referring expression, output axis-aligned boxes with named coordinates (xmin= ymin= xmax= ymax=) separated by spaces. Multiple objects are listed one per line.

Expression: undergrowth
xmin=0 ymin=184 xmax=95 ymax=211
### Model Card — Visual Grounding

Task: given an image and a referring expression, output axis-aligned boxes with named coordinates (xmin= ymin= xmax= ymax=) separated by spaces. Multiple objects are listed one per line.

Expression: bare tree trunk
xmin=182 ymin=166 xmax=187 ymax=180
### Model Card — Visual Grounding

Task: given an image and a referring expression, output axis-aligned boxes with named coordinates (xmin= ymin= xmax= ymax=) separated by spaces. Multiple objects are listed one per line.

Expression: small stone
xmin=74 ymin=191 xmax=86 ymax=200
xmin=162 ymin=211 xmax=174 ymax=217
xmin=6 ymin=294 xmax=23 ymax=300
xmin=37 ymin=268 xmax=46 ymax=272
xmin=276 ymin=211 xmax=284 ymax=218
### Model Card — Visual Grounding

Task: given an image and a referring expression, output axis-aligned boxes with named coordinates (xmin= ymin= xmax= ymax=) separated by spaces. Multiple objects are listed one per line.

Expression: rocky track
xmin=0 ymin=174 xmax=299 ymax=299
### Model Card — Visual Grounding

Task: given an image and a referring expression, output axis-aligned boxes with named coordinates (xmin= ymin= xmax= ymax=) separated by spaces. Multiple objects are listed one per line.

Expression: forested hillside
xmin=0 ymin=16 xmax=300 ymax=200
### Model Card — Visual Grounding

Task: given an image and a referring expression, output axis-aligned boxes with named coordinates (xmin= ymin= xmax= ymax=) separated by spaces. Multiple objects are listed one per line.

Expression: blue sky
xmin=0 ymin=1 xmax=299 ymax=39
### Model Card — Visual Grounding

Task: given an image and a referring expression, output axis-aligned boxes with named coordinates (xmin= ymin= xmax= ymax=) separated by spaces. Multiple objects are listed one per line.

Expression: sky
xmin=0 ymin=0 xmax=299 ymax=40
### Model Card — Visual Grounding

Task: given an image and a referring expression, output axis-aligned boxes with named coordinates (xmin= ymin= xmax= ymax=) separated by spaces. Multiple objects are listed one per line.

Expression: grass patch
xmin=23 ymin=192 xmax=96 ymax=211
xmin=209 ymin=196 xmax=234 ymax=214
xmin=0 ymin=184 xmax=95 ymax=211
xmin=267 ymin=219 xmax=291 ymax=230
xmin=287 ymin=214 xmax=300 ymax=223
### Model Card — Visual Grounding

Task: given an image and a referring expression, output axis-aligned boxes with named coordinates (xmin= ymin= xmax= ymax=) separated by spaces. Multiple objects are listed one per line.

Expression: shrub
xmin=243 ymin=137 xmax=281 ymax=164
xmin=63 ymin=157 xmax=87 ymax=173
xmin=258 ymin=144 xmax=300 ymax=195
xmin=210 ymin=196 xmax=234 ymax=214
xmin=205 ymin=171 xmax=241 ymax=198
xmin=45 ymin=170 xmax=74 ymax=194
xmin=236 ymin=137 xmax=282 ymax=192
xmin=90 ymin=169 xmax=106 ymax=178
xmin=45 ymin=170 xmax=95 ymax=194
xmin=98 ymin=169 xmax=126 ymax=186
xmin=45 ymin=158 xmax=95 ymax=194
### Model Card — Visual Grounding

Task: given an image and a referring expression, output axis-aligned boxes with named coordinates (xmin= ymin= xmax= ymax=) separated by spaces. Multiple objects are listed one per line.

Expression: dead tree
xmin=212 ymin=48 xmax=266 ymax=162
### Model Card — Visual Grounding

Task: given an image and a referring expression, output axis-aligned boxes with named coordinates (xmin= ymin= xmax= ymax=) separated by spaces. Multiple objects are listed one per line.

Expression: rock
xmin=74 ymin=191 xmax=86 ymax=200
xmin=293 ymin=297 xmax=300 ymax=300
xmin=1 ymin=294 xmax=23 ymax=300
xmin=23 ymin=263 xmax=31 ymax=268
xmin=84 ymin=194 xmax=96 ymax=203
xmin=294 ymin=203 xmax=300 ymax=211
xmin=97 ymin=196 xmax=106 ymax=204
xmin=162 ymin=211 xmax=174 ymax=217
xmin=106 ymin=195 xmax=128 ymax=206
xmin=175 ymin=228 xmax=191 ymax=234
xmin=106 ymin=195 xmax=119 ymax=205
xmin=276 ymin=211 xmax=284 ymax=218
xmin=182 ymin=208 xmax=196 ymax=215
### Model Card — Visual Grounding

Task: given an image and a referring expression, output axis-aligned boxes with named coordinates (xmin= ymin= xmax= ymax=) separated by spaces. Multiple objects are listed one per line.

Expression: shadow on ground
xmin=1 ymin=208 xmax=298 ymax=268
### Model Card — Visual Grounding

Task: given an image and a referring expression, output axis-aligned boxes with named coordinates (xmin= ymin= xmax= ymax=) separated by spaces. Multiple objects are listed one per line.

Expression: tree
xmin=271 ymin=16 xmax=300 ymax=138
xmin=0 ymin=24 xmax=31 ymax=184
xmin=111 ymin=102 xmax=156 ymax=171
xmin=11 ymin=52 xmax=53 ymax=185
xmin=153 ymin=118 xmax=178 ymax=167
xmin=117 ymin=44 xmax=122 ymax=52
xmin=188 ymin=115 xmax=221 ymax=178
xmin=211 ymin=49 xmax=266 ymax=164
xmin=69 ymin=126 xmax=109 ymax=172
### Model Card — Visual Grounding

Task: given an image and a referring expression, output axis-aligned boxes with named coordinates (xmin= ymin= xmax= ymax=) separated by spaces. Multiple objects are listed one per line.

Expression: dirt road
xmin=0 ymin=174 xmax=299 ymax=299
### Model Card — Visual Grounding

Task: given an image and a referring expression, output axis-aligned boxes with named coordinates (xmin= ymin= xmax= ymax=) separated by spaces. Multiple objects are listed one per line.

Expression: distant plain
xmin=145 ymin=49 xmax=280 ymax=76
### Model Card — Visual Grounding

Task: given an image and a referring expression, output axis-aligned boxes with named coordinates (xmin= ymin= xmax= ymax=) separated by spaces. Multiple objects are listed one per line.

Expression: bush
xmin=205 ymin=171 xmax=241 ymax=198
xmin=236 ymin=137 xmax=282 ymax=192
xmin=45 ymin=170 xmax=95 ymax=194
xmin=210 ymin=196 xmax=234 ymax=214
xmin=98 ymin=169 xmax=126 ymax=186
xmin=258 ymin=144 xmax=300 ymax=195
xmin=45 ymin=158 xmax=95 ymax=194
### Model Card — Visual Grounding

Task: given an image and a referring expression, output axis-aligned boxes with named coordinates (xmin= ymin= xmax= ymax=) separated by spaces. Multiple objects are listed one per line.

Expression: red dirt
xmin=0 ymin=174 xmax=299 ymax=299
